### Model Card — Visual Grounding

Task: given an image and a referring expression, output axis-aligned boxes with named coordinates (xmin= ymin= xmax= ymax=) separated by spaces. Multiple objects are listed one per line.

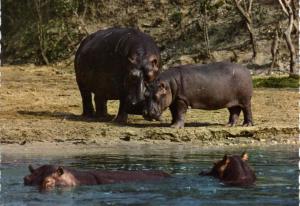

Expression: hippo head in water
xmin=126 ymin=52 xmax=160 ymax=106
xmin=200 ymin=152 xmax=256 ymax=186
xmin=143 ymin=79 xmax=172 ymax=121
xmin=24 ymin=165 xmax=77 ymax=191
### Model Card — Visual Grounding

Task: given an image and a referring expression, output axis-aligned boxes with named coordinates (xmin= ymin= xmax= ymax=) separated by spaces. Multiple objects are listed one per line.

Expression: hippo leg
xmin=170 ymin=100 xmax=187 ymax=128
xmin=242 ymin=104 xmax=254 ymax=126
xmin=227 ymin=106 xmax=241 ymax=126
xmin=79 ymin=85 xmax=94 ymax=118
xmin=94 ymin=95 xmax=108 ymax=118
xmin=113 ymin=98 xmax=128 ymax=123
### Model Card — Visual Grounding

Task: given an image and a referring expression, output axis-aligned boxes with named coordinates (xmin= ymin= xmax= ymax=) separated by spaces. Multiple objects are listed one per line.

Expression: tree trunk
xmin=232 ymin=0 xmax=257 ymax=60
xmin=245 ymin=20 xmax=257 ymax=59
xmin=269 ymin=29 xmax=279 ymax=74
xmin=203 ymin=7 xmax=211 ymax=59
xmin=279 ymin=0 xmax=296 ymax=75
xmin=34 ymin=0 xmax=49 ymax=65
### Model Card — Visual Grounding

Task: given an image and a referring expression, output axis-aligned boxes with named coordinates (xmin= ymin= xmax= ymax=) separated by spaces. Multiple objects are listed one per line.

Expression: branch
xmin=278 ymin=0 xmax=289 ymax=16
xmin=232 ymin=0 xmax=251 ymax=23
xmin=248 ymin=0 xmax=253 ymax=14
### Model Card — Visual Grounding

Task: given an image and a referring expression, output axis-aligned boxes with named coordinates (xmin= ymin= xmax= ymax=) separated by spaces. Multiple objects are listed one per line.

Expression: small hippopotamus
xmin=143 ymin=62 xmax=253 ymax=128
xmin=75 ymin=27 xmax=161 ymax=123
xmin=24 ymin=165 xmax=170 ymax=191
xmin=199 ymin=152 xmax=256 ymax=186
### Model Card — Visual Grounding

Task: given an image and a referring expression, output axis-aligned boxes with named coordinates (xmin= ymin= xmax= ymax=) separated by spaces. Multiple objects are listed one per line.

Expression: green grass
xmin=253 ymin=76 xmax=299 ymax=88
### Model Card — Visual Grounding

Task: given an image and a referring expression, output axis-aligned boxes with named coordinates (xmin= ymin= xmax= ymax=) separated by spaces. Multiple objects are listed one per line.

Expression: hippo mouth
xmin=143 ymin=113 xmax=162 ymax=121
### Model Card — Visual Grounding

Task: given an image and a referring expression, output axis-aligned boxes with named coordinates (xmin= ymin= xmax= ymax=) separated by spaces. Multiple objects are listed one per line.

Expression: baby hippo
xmin=24 ymin=165 xmax=171 ymax=191
xmin=199 ymin=152 xmax=256 ymax=186
xmin=143 ymin=62 xmax=253 ymax=128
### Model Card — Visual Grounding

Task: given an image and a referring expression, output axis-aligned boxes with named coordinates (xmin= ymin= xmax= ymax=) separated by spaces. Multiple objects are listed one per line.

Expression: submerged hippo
xmin=143 ymin=62 xmax=253 ymax=128
xmin=75 ymin=28 xmax=161 ymax=122
xmin=24 ymin=165 xmax=171 ymax=191
xmin=199 ymin=152 xmax=256 ymax=186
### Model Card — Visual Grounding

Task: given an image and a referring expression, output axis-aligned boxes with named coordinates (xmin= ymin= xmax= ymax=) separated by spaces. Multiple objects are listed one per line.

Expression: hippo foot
xmin=113 ymin=115 xmax=128 ymax=124
xmin=170 ymin=122 xmax=184 ymax=128
xmin=95 ymin=114 xmax=114 ymax=122
xmin=226 ymin=123 xmax=236 ymax=127
xmin=81 ymin=113 xmax=95 ymax=120
xmin=242 ymin=121 xmax=254 ymax=127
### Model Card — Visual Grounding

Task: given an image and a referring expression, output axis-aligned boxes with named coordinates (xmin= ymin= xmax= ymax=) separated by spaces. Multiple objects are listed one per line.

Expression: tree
xmin=34 ymin=0 xmax=50 ymax=65
xmin=197 ymin=0 xmax=224 ymax=59
xmin=232 ymin=0 xmax=257 ymax=60
xmin=278 ymin=0 xmax=297 ymax=76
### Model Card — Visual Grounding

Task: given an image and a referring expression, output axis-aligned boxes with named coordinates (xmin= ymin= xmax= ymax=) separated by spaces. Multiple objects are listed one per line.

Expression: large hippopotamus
xmin=143 ymin=62 xmax=253 ymax=128
xmin=24 ymin=165 xmax=171 ymax=191
xmin=199 ymin=152 xmax=256 ymax=186
xmin=75 ymin=28 xmax=161 ymax=122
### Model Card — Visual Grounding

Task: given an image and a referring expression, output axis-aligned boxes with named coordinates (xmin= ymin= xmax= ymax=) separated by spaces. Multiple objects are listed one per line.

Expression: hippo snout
xmin=24 ymin=176 xmax=31 ymax=185
xmin=146 ymin=112 xmax=162 ymax=121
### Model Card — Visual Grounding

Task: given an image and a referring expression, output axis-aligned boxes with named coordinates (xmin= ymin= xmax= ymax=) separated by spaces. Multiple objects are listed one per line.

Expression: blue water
xmin=1 ymin=145 xmax=298 ymax=206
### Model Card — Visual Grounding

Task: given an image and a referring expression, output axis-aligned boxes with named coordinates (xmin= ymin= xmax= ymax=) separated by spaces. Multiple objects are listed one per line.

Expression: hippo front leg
xmin=169 ymin=100 xmax=188 ymax=128
xmin=113 ymin=98 xmax=128 ymax=123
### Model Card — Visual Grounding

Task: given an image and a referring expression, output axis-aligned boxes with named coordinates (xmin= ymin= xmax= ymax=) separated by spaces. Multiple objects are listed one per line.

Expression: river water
xmin=1 ymin=144 xmax=298 ymax=206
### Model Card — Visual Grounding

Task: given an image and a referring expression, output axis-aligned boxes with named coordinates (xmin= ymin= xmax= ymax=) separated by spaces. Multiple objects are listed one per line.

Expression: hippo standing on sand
xmin=199 ymin=152 xmax=256 ymax=186
xmin=143 ymin=62 xmax=254 ymax=128
xmin=75 ymin=28 xmax=161 ymax=123
xmin=24 ymin=165 xmax=171 ymax=191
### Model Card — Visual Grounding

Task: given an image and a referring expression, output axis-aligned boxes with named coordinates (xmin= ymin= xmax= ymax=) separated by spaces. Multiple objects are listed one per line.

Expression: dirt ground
xmin=0 ymin=65 xmax=298 ymax=148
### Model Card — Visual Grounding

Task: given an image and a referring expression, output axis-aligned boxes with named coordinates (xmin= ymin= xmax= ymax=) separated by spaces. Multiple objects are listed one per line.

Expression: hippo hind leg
xmin=113 ymin=97 xmax=128 ymax=123
xmin=242 ymin=103 xmax=254 ymax=126
xmin=79 ymin=86 xmax=94 ymax=118
xmin=94 ymin=94 xmax=109 ymax=120
xmin=227 ymin=106 xmax=241 ymax=126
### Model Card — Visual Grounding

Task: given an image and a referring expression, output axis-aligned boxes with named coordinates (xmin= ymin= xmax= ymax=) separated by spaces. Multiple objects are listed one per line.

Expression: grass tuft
xmin=253 ymin=76 xmax=299 ymax=88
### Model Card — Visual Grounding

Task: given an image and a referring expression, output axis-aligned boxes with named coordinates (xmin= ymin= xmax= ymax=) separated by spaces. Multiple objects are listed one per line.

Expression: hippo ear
xmin=29 ymin=165 xmax=35 ymax=173
xmin=241 ymin=152 xmax=248 ymax=161
xmin=223 ymin=155 xmax=230 ymax=164
xmin=56 ymin=167 xmax=64 ymax=176
xmin=128 ymin=54 xmax=137 ymax=64
xmin=159 ymin=82 xmax=167 ymax=95
xmin=151 ymin=59 xmax=158 ymax=68
xmin=159 ymin=82 xmax=167 ymax=90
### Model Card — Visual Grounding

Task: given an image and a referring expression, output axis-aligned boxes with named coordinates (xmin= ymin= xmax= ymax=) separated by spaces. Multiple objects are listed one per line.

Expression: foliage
xmin=253 ymin=76 xmax=299 ymax=88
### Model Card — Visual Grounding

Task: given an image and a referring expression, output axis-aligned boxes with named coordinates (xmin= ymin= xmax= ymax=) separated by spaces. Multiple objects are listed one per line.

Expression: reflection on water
xmin=1 ymin=145 xmax=298 ymax=206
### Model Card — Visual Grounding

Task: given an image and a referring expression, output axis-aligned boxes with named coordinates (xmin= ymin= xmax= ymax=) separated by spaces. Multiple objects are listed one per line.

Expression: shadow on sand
xmin=18 ymin=110 xmax=223 ymax=127
xmin=17 ymin=110 xmax=114 ymax=122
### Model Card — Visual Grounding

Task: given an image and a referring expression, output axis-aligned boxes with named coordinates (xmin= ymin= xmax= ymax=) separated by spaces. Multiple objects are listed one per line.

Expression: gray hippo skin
xmin=75 ymin=28 xmax=161 ymax=123
xmin=143 ymin=62 xmax=253 ymax=128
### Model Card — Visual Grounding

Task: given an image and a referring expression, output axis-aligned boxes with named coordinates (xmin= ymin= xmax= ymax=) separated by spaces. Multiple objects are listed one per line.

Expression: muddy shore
xmin=0 ymin=65 xmax=298 ymax=149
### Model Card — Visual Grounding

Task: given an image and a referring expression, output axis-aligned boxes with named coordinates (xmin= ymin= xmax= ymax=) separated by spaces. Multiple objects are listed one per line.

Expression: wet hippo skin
xmin=24 ymin=165 xmax=171 ymax=191
xmin=75 ymin=27 xmax=161 ymax=123
xmin=199 ymin=152 xmax=256 ymax=186
xmin=143 ymin=62 xmax=254 ymax=128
